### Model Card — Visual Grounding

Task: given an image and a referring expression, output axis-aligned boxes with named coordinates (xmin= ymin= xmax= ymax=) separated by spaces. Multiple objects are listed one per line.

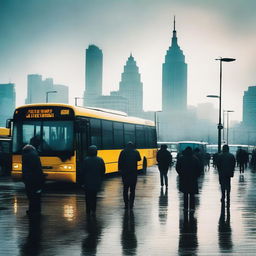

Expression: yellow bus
xmin=12 ymin=103 xmax=157 ymax=183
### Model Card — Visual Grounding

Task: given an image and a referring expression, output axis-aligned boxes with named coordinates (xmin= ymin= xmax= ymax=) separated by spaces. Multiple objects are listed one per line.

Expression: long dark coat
xmin=82 ymin=155 xmax=106 ymax=191
xmin=157 ymin=149 xmax=172 ymax=172
xmin=176 ymin=154 xmax=201 ymax=194
xmin=217 ymin=152 xmax=236 ymax=179
xmin=22 ymin=145 xmax=45 ymax=193
xmin=118 ymin=146 xmax=141 ymax=184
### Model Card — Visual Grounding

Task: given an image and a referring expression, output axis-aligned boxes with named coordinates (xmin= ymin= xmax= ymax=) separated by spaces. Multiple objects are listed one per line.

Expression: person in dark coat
xmin=157 ymin=144 xmax=172 ymax=187
xmin=176 ymin=146 xmax=201 ymax=211
xmin=217 ymin=144 xmax=236 ymax=206
xmin=82 ymin=145 xmax=106 ymax=215
xmin=118 ymin=142 xmax=141 ymax=210
xmin=22 ymin=144 xmax=45 ymax=216
xmin=236 ymin=148 xmax=247 ymax=173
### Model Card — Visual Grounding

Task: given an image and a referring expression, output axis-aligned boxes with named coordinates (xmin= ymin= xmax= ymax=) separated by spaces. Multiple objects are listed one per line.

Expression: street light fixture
xmin=207 ymin=57 xmax=236 ymax=153
xmin=46 ymin=90 xmax=57 ymax=103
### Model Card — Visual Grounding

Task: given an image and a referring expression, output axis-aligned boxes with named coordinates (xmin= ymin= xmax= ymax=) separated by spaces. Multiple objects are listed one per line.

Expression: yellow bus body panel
xmin=12 ymin=148 xmax=157 ymax=183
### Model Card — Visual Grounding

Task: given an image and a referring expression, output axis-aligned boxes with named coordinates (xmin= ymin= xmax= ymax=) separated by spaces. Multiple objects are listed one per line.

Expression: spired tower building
xmin=162 ymin=18 xmax=187 ymax=113
xmin=159 ymin=18 xmax=188 ymax=141
xmin=84 ymin=45 xmax=103 ymax=107
xmin=118 ymin=54 xmax=143 ymax=117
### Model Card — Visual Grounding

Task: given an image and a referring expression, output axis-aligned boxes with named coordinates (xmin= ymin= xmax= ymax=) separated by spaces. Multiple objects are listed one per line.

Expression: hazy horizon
xmin=1 ymin=0 xmax=256 ymax=122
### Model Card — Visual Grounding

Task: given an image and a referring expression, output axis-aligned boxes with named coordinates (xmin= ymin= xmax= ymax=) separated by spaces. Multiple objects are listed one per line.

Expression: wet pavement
xmin=1 ymin=165 xmax=256 ymax=256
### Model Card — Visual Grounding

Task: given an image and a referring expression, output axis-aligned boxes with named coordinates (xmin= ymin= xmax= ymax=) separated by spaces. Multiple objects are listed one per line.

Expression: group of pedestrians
xmin=21 ymin=140 xmax=237 ymax=217
xmin=21 ymin=141 xmax=142 ymax=216
xmin=157 ymin=144 xmax=236 ymax=211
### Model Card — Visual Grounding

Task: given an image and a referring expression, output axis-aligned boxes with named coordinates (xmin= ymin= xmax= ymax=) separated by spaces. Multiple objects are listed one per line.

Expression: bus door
xmin=75 ymin=118 xmax=89 ymax=183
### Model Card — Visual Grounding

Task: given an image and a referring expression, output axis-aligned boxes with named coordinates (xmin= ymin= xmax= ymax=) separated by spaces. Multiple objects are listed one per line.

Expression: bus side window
xmin=102 ymin=120 xmax=113 ymax=149
xmin=136 ymin=125 xmax=145 ymax=148
xmin=144 ymin=126 xmax=151 ymax=148
xmin=124 ymin=123 xmax=135 ymax=145
xmin=113 ymin=122 xmax=124 ymax=149
xmin=90 ymin=119 xmax=102 ymax=149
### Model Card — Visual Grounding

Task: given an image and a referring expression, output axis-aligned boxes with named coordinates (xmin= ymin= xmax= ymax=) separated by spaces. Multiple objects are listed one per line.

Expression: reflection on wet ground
xmin=1 ymin=165 xmax=256 ymax=255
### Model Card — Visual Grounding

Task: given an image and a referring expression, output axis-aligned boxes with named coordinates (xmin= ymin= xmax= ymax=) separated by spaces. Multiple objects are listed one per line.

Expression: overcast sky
xmin=1 ymin=0 xmax=256 ymax=121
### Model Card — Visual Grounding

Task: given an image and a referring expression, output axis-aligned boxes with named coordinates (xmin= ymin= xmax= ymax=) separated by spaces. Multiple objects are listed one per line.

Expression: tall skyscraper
xmin=243 ymin=86 xmax=256 ymax=128
xmin=162 ymin=17 xmax=187 ymax=113
xmin=118 ymin=54 xmax=143 ymax=117
xmin=26 ymin=74 xmax=68 ymax=104
xmin=0 ymin=83 xmax=16 ymax=126
xmin=26 ymin=74 xmax=44 ymax=103
xmin=84 ymin=45 xmax=103 ymax=107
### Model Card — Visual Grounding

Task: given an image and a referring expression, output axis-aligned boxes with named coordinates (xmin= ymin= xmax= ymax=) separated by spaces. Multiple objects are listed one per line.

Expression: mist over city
xmin=2 ymin=1 xmax=256 ymax=255
xmin=1 ymin=0 xmax=256 ymax=144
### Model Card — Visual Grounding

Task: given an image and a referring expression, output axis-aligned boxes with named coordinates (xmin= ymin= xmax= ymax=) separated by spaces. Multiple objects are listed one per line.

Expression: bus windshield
xmin=13 ymin=120 xmax=74 ymax=157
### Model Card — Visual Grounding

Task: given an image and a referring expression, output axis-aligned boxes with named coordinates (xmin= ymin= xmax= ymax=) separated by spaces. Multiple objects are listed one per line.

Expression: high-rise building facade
xmin=118 ymin=54 xmax=143 ymax=117
xmin=0 ymin=83 xmax=16 ymax=126
xmin=84 ymin=45 xmax=103 ymax=107
xmin=26 ymin=74 xmax=68 ymax=104
xmin=243 ymin=86 xmax=256 ymax=128
xmin=26 ymin=74 xmax=45 ymax=103
xmin=162 ymin=18 xmax=187 ymax=113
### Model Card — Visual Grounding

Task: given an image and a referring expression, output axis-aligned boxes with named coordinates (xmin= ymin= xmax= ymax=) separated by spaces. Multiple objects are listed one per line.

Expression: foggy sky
xmin=1 ymin=0 xmax=256 ymax=121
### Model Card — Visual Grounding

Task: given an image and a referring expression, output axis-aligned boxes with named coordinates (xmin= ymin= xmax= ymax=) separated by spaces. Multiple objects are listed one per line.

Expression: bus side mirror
xmin=6 ymin=119 xmax=13 ymax=129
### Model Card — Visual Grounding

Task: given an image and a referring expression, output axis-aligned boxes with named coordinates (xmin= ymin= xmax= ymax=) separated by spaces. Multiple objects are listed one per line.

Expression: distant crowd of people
xmin=21 ymin=140 xmax=250 ymax=217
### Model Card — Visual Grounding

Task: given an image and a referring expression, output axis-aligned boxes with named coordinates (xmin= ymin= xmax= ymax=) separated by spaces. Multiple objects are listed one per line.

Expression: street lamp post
xmin=216 ymin=57 xmax=236 ymax=152
xmin=208 ymin=57 xmax=236 ymax=153
xmin=46 ymin=90 xmax=57 ymax=103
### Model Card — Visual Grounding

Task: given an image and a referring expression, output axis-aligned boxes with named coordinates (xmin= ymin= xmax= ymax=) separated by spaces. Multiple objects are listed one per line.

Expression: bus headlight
xmin=13 ymin=163 xmax=22 ymax=171
xmin=60 ymin=164 xmax=74 ymax=171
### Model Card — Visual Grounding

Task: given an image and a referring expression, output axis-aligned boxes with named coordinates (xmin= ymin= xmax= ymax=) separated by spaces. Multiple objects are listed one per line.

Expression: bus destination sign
xmin=26 ymin=109 xmax=55 ymax=118
xmin=14 ymin=106 xmax=74 ymax=120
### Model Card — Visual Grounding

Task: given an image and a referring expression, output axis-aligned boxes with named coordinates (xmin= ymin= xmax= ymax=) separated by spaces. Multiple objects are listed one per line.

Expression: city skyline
xmin=1 ymin=0 xmax=256 ymax=122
